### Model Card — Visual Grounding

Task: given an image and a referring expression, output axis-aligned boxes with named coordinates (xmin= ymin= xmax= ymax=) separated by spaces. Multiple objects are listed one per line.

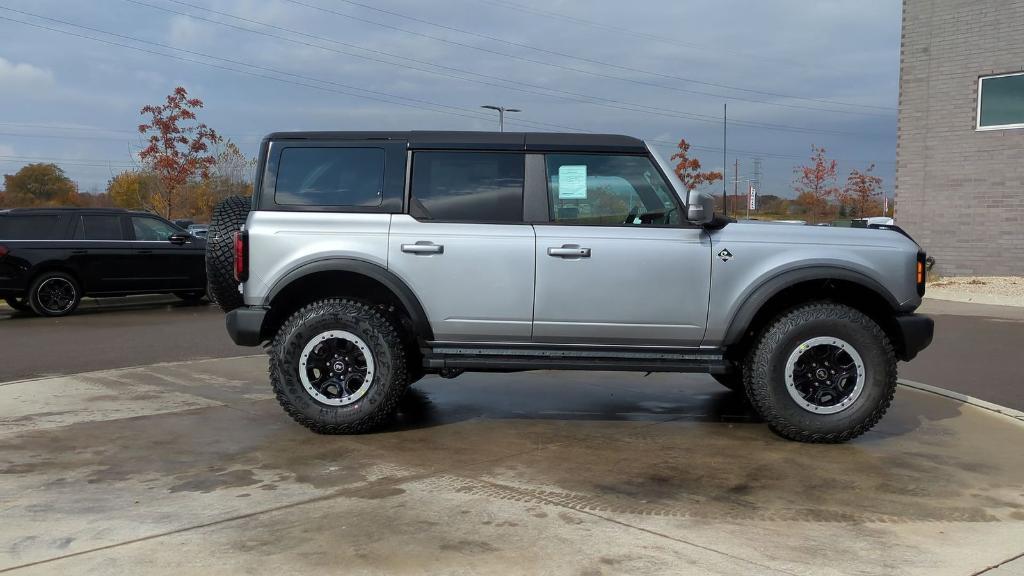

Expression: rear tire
xmin=269 ymin=298 xmax=409 ymax=434
xmin=745 ymin=302 xmax=896 ymax=443
xmin=205 ymin=195 xmax=250 ymax=312
xmin=5 ymin=297 xmax=33 ymax=313
xmin=28 ymin=271 xmax=81 ymax=317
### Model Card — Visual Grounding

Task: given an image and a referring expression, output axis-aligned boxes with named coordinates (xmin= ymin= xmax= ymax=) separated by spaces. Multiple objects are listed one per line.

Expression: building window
xmin=977 ymin=72 xmax=1024 ymax=130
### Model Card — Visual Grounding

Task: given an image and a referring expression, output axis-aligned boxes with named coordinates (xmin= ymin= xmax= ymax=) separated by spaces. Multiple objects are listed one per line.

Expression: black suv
xmin=0 ymin=208 xmax=207 ymax=316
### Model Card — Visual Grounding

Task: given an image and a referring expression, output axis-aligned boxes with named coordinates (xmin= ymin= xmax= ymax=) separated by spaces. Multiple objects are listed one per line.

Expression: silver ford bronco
xmin=209 ymin=131 xmax=933 ymax=443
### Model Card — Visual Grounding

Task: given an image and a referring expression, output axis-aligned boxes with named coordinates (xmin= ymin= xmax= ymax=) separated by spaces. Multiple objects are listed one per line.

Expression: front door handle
xmin=401 ymin=242 xmax=444 ymax=255
xmin=138 ymin=250 xmax=153 ymax=254
xmin=547 ymin=245 xmax=591 ymax=258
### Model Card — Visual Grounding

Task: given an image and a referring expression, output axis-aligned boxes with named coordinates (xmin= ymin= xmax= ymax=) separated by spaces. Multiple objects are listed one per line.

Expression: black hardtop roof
xmin=263 ymin=131 xmax=647 ymax=153
xmin=1 ymin=207 xmax=155 ymax=216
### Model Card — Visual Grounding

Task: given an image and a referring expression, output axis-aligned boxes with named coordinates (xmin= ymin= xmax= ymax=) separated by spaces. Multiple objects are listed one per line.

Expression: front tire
xmin=745 ymin=302 xmax=896 ymax=443
xmin=28 ymin=272 xmax=81 ymax=317
xmin=269 ymin=299 xmax=409 ymax=434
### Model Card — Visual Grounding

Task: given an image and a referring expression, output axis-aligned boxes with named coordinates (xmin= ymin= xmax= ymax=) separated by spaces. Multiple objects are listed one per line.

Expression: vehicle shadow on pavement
xmin=385 ymin=374 xmax=764 ymax=434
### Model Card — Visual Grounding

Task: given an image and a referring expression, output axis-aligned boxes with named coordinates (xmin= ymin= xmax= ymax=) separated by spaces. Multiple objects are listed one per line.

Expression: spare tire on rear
xmin=206 ymin=195 xmax=251 ymax=312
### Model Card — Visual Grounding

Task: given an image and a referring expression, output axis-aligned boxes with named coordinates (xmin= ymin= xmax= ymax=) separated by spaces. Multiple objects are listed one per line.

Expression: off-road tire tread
xmin=743 ymin=302 xmax=897 ymax=444
xmin=206 ymin=195 xmax=250 ymax=312
xmin=269 ymin=298 xmax=409 ymax=434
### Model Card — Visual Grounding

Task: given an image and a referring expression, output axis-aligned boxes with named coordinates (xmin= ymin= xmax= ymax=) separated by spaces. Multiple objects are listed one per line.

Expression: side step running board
xmin=422 ymin=343 xmax=727 ymax=374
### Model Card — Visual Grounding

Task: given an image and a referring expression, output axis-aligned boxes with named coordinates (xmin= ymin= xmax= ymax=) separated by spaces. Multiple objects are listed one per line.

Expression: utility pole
xmin=751 ymin=157 xmax=762 ymax=220
xmin=733 ymin=158 xmax=739 ymax=216
xmin=722 ymin=103 xmax=727 ymax=216
xmin=480 ymin=105 xmax=520 ymax=132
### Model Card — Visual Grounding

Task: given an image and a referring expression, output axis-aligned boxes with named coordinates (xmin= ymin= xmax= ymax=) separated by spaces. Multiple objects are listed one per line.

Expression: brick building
xmin=896 ymin=0 xmax=1024 ymax=276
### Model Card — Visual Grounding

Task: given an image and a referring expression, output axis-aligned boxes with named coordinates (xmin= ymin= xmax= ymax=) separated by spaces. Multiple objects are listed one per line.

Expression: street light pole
xmin=481 ymin=105 xmax=520 ymax=132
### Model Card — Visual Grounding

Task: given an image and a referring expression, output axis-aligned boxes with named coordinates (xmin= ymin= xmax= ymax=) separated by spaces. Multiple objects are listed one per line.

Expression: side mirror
xmin=168 ymin=233 xmax=189 ymax=245
xmin=686 ymin=191 xmax=715 ymax=225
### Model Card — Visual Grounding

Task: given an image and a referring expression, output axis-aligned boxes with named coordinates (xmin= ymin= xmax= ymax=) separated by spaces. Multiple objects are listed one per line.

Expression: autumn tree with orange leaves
xmin=843 ymin=164 xmax=883 ymax=218
xmin=671 ymin=138 xmax=723 ymax=192
xmin=793 ymin=145 xmax=839 ymax=223
xmin=138 ymin=86 xmax=221 ymax=219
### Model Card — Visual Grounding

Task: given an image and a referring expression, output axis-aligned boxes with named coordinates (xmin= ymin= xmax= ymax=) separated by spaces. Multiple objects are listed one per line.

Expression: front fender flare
xmin=721 ymin=266 xmax=902 ymax=345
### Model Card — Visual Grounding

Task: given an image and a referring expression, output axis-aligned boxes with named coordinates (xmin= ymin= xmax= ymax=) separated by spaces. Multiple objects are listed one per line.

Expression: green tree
xmin=2 ymin=163 xmax=77 ymax=206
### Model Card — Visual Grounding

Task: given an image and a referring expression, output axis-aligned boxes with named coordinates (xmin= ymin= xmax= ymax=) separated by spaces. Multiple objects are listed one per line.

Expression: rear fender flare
xmin=266 ymin=258 xmax=433 ymax=341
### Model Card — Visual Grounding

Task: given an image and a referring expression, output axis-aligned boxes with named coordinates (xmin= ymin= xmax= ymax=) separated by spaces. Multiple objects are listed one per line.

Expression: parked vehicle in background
xmin=187 ymin=224 xmax=209 ymax=239
xmin=0 ymin=208 xmax=207 ymax=316
xmin=210 ymin=131 xmax=933 ymax=444
xmin=853 ymin=217 xmax=895 ymax=227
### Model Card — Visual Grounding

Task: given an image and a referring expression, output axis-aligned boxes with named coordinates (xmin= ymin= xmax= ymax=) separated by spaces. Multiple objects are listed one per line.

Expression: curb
xmin=898 ymin=379 xmax=1024 ymax=422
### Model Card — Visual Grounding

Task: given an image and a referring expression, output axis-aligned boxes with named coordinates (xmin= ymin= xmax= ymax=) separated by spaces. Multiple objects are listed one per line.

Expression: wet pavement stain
xmin=168 ymin=469 xmax=261 ymax=494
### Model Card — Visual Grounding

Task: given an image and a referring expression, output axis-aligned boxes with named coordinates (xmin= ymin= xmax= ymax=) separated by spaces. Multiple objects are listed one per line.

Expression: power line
xmin=319 ymin=0 xmax=895 ymax=114
xmin=0 ymin=11 xmax=894 ymax=167
xmin=139 ymin=0 xmax=871 ymax=136
xmin=0 ymin=9 xmax=574 ymax=134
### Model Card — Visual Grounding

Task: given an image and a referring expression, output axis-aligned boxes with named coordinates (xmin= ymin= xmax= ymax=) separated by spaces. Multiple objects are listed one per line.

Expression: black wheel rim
xmin=298 ymin=330 xmax=374 ymax=406
xmin=784 ymin=337 xmax=865 ymax=414
xmin=37 ymin=278 xmax=76 ymax=314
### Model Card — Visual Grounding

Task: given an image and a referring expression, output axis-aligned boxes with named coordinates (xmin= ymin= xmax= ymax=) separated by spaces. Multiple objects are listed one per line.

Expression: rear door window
xmin=131 ymin=216 xmax=179 ymax=241
xmin=0 ymin=215 xmax=65 ymax=239
xmin=409 ymin=152 xmax=524 ymax=222
xmin=274 ymin=147 xmax=385 ymax=206
xmin=74 ymin=215 xmax=124 ymax=240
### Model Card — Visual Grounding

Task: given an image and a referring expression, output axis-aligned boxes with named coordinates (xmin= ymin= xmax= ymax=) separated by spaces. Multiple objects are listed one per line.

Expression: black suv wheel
xmin=744 ymin=302 xmax=897 ymax=443
xmin=269 ymin=298 xmax=409 ymax=434
xmin=28 ymin=271 xmax=81 ymax=317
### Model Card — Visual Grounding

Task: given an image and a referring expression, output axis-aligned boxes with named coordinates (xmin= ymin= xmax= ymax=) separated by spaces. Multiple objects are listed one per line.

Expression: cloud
xmin=0 ymin=57 xmax=55 ymax=93
xmin=167 ymin=14 xmax=215 ymax=48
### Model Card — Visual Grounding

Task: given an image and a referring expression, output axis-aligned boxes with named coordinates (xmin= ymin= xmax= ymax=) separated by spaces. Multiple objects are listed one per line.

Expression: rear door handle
xmin=71 ymin=250 xmax=88 ymax=255
xmin=138 ymin=250 xmax=153 ymax=254
xmin=401 ymin=242 xmax=444 ymax=255
xmin=547 ymin=245 xmax=591 ymax=258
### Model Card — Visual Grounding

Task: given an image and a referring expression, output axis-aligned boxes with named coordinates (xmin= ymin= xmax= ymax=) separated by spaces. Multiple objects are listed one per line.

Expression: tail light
xmin=0 ymin=245 xmax=8 ymax=258
xmin=233 ymin=231 xmax=249 ymax=283
xmin=916 ymin=251 xmax=927 ymax=296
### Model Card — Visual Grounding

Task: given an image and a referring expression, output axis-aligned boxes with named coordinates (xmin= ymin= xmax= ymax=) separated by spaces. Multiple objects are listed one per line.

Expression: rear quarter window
xmin=274 ymin=147 xmax=385 ymax=207
xmin=73 ymin=215 xmax=124 ymax=240
xmin=0 ymin=214 xmax=65 ymax=240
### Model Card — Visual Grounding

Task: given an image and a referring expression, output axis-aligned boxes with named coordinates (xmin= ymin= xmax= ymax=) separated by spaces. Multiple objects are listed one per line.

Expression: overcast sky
xmin=0 ymin=0 xmax=901 ymax=198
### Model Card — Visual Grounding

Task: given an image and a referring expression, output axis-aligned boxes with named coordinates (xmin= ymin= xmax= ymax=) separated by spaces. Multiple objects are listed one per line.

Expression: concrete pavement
xmin=1 ymin=356 xmax=1022 ymax=575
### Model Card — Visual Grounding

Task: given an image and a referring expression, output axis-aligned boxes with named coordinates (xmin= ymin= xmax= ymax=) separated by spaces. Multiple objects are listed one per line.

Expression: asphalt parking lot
xmin=1 ymin=297 xmax=1022 ymax=574
xmin=1 ymin=295 xmax=1021 ymax=410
